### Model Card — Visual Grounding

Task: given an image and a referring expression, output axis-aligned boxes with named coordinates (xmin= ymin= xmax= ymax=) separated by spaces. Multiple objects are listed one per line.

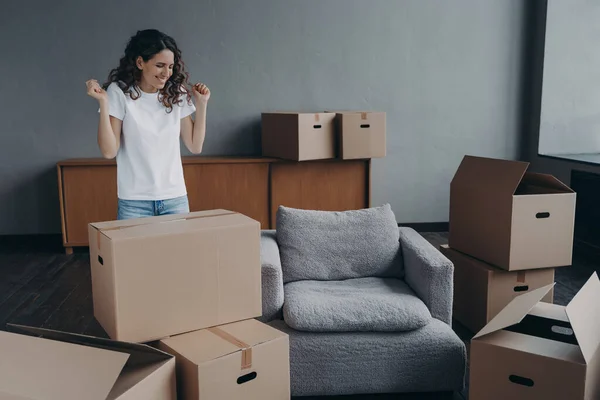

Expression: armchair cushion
xmin=283 ymin=277 xmax=432 ymax=332
xmin=276 ymin=204 xmax=403 ymax=283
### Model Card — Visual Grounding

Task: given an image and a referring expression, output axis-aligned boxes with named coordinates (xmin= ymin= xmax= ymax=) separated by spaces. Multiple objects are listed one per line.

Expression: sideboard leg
xmin=65 ymin=247 xmax=73 ymax=255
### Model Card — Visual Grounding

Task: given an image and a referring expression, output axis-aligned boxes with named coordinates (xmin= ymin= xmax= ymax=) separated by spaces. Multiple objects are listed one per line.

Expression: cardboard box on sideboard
xmin=157 ymin=319 xmax=290 ymax=400
xmin=261 ymin=112 xmax=336 ymax=161
xmin=333 ymin=111 xmax=386 ymax=160
xmin=469 ymin=272 xmax=600 ymax=400
xmin=0 ymin=324 xmax=177 ymax=400
xmin=87 ymin=209 xmax=262 ymax=344
xmin=448 ymin=155 xmax=576 ymax=271
xmin=439 ymin=244 xmax=555 ymax=333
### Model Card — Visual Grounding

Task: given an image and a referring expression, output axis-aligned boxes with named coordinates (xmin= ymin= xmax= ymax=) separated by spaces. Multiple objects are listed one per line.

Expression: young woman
xmin=85 ymin=29 xmax=210 ymax=220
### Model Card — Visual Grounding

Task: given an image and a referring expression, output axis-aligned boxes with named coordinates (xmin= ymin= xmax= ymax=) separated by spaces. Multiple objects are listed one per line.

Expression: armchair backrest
xmin=275 ymin=204 xmax=404 ymax=284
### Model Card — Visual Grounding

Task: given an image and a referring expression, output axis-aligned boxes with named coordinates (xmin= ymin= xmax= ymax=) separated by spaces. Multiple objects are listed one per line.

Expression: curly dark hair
xmin=102 ymin=29 xmax=192 ymax=112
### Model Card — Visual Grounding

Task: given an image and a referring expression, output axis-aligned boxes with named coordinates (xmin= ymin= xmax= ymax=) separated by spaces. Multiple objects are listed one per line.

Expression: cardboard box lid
xmin=1 ymin=324 xmax=173 ymax=400
xmin=519 ymin=171 xmax=574 ymax=194
xmin=451 ymin=155 xmax=574 ymax=196
xmin=161 ymin=319 xmax=286 ymax=367
xmin=474 ymin=272 xmax=600 ymax=364
xmin=90 ymin=209 xmax=233 ymax=230
xmin=451 ymin=155 xmax=530 ymax=197
xmin=90 ymin=209 xmax=257 ymax=242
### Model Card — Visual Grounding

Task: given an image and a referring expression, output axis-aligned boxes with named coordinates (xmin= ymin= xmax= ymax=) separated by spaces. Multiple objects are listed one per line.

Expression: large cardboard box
xmin=0 ymin=324 xmax=176 ymax=400
xmin=335 ymin=111 xmax=386 ymax=159
xmin=449 ymin=155 xmax=576 ymax=271
xmin=158 ymin=319 xmax=290 ymax=400
xmin=439 ymin=244 xmax=554 ymax=333
xmin=261 ymin=112 xmax=336 ymax=161
xmin=469 ymin=272 xmax=600 ymax=400
xmin=88 ymin=209 xmax=262 ymax=343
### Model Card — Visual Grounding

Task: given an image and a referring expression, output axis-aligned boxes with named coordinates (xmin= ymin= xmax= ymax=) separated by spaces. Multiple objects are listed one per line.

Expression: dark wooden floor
xmin=1 ymin=233 xmax=598 ymax=400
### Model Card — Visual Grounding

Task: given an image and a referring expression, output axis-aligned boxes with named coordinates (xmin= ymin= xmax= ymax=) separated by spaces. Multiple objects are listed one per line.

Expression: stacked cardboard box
xmin=444 ymin=155 xmax=576 ymax=333
xmin=446 ymin=156 xmax=600 ymax=399
xmin=261 ymin=111 xmax=386 ymax=161
xmin=1 ymin=209 xmax=290 ymax=400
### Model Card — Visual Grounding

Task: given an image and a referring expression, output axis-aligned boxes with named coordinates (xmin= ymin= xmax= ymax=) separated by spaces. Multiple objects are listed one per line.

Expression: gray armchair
xmin=258 ymin=205 xmax=466 ymax=397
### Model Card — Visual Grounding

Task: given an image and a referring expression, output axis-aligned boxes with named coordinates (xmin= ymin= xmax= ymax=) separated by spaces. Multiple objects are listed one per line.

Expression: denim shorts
xmin=117 ymin=195 xmax=190 ymax=220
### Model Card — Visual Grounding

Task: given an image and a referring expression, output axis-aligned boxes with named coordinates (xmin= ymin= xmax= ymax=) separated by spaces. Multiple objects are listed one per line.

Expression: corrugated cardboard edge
xmin=6 ymin=323 xmax=174 ymax=361
xmin=564 ymin=272 xmax=600 ymax=364
xmin=472 ymin=283 xmax=556 ymax=339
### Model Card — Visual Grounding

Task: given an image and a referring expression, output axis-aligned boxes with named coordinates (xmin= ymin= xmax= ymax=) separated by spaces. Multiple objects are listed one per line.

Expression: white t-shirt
xmin=103 ymin=82 xmax=196 ymax=200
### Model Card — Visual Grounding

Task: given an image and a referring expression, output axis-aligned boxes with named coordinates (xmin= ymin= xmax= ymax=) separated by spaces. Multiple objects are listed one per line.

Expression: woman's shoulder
xmin=105 ymin=81 xmax=126 ymax=98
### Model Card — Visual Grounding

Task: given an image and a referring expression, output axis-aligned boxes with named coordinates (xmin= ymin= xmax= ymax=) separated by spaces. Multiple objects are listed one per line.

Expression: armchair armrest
xmin=399 ymin=227 xmax=454 ymax=325
xmin=257 ymin=230 xmax=285 ymax=322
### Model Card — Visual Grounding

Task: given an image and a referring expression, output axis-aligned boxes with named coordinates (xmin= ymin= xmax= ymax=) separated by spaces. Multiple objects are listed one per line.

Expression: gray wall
xmin=1 ymin=0 xmax=528 ymax=235
xmin=538 ymin=0 xmax=600 ymax=155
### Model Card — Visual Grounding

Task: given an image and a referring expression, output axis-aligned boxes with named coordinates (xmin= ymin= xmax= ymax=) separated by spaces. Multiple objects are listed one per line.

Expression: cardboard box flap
xmin=89 ymin=209 xmax=236 ymax=231
xmin=451 ymin=155 xmax=529 ymax=196
xmin=7 ymin=324 xmax=172 ymax=367
xmin=0 ymin=329 xmax=128 ymax=400
xmin=161 ymin=329 xmax=240 ymax=366
xmin=101 ymin=211 xmax=255 ymax=241
xmin=473 ymin=283 xmax=556 ymax=339
xmin=516 ymin=172 xmax=575 ymax=195
xmin=565 ymin=272 xmax=600 ymax=364
xmin=217 ymin=318 xmax=287 ymax=348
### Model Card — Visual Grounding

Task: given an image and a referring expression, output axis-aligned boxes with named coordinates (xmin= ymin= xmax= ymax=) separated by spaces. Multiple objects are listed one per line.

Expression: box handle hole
xmin=237 ymin=372 xmax=257 ymax=384
xmin=313 ymin=124 xmax=322 ymax=129
xmin=509 ymin=375 xmax=534 ymax=387
xmin=98 ymin=255 xmax=104 ymax=265
xmin=536 ymin=212 xmax=550 ymax=219
xmin=513 ymin=285 xmax=529 ymax=292
xmin=360 ymin=124 xmax=370 ymax=128
xmin=551 ymin=325 xmax=574 ymax=336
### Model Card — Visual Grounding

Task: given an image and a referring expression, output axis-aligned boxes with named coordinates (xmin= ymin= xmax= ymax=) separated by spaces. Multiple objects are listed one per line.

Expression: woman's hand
xmin=192 ymin=82 xmax=210 ymax=104
xmin=86 ymin=79 xmax=107 ymax=103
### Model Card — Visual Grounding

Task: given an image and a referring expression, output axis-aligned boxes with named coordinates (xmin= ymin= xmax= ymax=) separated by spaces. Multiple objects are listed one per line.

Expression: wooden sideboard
xmin=57 ymin=156 xmax=371 ymax=254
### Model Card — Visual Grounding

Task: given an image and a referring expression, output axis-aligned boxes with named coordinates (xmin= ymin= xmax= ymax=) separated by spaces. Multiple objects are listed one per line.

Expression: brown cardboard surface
xmin=469 ymin=272 xmax=600 ymax=400
xmin=472 ymin=283 xmax=555 ymax=339
xmin=449 ymin=155 xmax=576 ymax=271
xmin=470 ymin=338 xmax=586 ymax=399
xmin=88 ymin=209 xmax=262 ymax=343
xmin=0 ymin=324 xmax=176 ymax=400
xmin=565 ymin=272 xmax=600 ymax=363
xmin=261 ymin=112 xmax=336 ymax=161
xmin=439 ymin=244 xmax=554 ymax=333
xmin=335 ymin=111 xmax=386 ymax=159
xmin=158 ymin=319 xmax=290 ymax=400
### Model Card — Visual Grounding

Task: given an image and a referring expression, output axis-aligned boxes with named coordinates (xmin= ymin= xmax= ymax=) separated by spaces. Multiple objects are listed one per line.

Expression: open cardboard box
xmin=0 ymin=324 xmax=176 ymax=400
xmin=469 ymin=272 xmax=600 ymax=399
xmin=449 ymin=155 xmax=576 ymax=271
xmin=157 ymin=318 xmax=290 ymax=400
xmin=87 ymin=209 xmax=262 ymax=343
